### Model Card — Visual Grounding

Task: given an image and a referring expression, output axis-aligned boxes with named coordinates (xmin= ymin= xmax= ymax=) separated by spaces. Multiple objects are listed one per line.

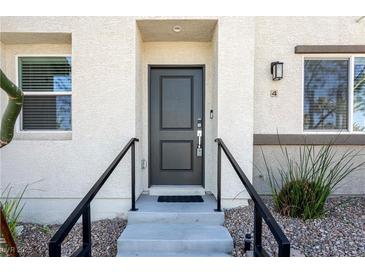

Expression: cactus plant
xmin=0 ymin=69 xmax=24 ymax=148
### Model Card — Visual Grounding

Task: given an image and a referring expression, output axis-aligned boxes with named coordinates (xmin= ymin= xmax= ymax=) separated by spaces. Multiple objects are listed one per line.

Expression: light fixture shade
xmin=271 ymin=61 xmax=284 ymax=81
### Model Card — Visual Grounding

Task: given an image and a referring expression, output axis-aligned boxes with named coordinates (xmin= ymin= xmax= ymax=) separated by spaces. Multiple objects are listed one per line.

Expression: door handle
xmin=197 ymin=118 xmax=203 ymax=146
xmin=197 ymin=129 xmax=203 ymax=157
xmin=197 ymin=129 xmax=202 ymax=149
xmin=197 ymin=117 xmax=203 ymax=157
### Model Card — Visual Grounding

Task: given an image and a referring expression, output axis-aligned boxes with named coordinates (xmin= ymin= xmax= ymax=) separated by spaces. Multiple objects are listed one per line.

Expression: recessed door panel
xmin=161 ymin=141 xmax=192 ymax=170
xmin=161 ymin=77 xmax=193 ymax=129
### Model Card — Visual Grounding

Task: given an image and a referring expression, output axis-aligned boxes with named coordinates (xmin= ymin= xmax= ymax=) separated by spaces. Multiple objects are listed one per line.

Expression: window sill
xmin=303 ymin=131 xmax=365 ymax=134
xmin=14 ymin=131 xmax=72 ymax=141
xmin=254 ymin=133 xmax=365 ymax=145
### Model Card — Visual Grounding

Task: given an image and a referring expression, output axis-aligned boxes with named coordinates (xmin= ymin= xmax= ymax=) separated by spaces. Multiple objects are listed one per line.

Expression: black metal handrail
xmin=215 ymin=138 xmax=290 ymax=257
xmin=49 ymin=137 xmax=139 ymax=257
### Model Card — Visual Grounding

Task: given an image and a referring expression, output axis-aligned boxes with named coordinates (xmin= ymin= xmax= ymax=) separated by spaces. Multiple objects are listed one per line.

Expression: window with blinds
xmin=353 ymin=57 xmax=365 ymax=132
xmin=19 ymin=56 xmax=72 ymax=131
xmin=304 ymin=59 xmax=349 ymax=130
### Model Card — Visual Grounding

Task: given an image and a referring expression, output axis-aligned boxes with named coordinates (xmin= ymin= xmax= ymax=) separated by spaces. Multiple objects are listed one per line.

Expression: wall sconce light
xmin=271 ymin=61 xmax=284 ymax=81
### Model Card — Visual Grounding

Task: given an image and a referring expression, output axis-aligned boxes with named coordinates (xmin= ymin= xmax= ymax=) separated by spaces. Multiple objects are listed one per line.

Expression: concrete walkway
xmin=117 ymin=194 xmax=233 ymax=257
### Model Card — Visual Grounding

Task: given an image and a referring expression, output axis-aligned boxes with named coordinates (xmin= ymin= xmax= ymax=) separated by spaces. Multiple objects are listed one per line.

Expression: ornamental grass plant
xmin=261 ymin=137 xmax=365 ymax=219
xmin=0 ymin=184 xmax=28 ymax=237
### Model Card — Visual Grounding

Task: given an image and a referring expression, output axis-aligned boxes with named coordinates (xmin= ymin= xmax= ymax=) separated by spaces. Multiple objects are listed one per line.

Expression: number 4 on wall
xmin=270 ymin=90 xmax=278 ymax=97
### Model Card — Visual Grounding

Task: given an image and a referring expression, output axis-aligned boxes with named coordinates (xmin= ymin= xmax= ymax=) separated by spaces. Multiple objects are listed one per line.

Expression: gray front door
xmin=149 ymin=67 xmax=204 ymax=186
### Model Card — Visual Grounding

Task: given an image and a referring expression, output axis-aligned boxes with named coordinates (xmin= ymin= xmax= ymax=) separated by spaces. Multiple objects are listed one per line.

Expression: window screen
xmin=19 ymin=56 xmax=72 ymax=130
xmin=304 ymin=59 xmax=349 ymax=130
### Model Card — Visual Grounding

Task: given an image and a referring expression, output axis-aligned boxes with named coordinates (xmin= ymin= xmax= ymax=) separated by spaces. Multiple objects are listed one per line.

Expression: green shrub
xmin=0 ymin=184 xmax=28 ymax=238
xmin=261 ymin=139 xmax=365 ymax=219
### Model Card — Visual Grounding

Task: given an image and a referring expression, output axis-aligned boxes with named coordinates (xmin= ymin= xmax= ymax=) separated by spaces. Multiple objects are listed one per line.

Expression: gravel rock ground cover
xmin=14 ymin=197 xmax=365 ymax=257
xmin=16 ymin=218 xmax=126 ymax=257
xmin=225 ymin=197 xmax=365 ymax=257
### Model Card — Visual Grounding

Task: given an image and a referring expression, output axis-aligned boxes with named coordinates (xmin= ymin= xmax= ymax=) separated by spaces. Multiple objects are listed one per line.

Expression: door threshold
xmin=149 ymin=185 xmax=205 ymax=196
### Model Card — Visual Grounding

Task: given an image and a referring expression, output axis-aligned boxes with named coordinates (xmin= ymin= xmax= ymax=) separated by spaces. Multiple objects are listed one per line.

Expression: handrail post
xmin=254 ymin=204 xmax=263 ymax=256
xmin=130 ymin=141 xmax=138 ymax=211
xmin=82 ymin=205 xmax=92 ymax=257
xmin=278 ymin=242 xmax=291 ymax=257
xmin=215 ymin=142 xmax=222 ymax=212
xmin=49 ymin=242 xmax=61 ymax=257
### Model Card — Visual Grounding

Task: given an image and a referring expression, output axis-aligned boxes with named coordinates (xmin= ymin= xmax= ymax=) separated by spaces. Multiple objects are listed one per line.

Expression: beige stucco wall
xmin=1 ymin=16 xmax=364 ymax=223
xmin=252 ymin=17 xmax=365 ymax=195
xmin=0 ymin=17 xmax=228 ymax=223
xmin=135 ymin=25 xmax=144 ymax=198
xmin=210 ymin=26 xmax=219 ymax=198
xmin=217 ymin=17 xmax=255 ymax=206
xmin=253 ymin=145 xmax=365 ymax=195
xmin=254 ymin=16 xmax=365 ymax=134
xmin=0 ymin=17 xmax=138 ymax=223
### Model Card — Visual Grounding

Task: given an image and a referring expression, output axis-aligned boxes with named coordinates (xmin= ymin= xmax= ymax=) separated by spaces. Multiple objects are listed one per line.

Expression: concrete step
xmin=133 ymin=194 xmax=218 ymax=213
xmin=128 ymin=211 xmax=224 ymax=225
xmin=117 ymin=223 xmax=233 ymax=255
xmin=148 ymin=185 xmax=205 ymax=196
xmin=117 ymin=251 xmax=231 ymax=257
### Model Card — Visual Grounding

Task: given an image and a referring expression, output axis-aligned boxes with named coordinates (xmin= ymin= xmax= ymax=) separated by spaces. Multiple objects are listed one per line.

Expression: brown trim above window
xmin=295 ymin=45 xmax=365 ymax=54
xmin=254 ymin=134 xmax=365 ymax=145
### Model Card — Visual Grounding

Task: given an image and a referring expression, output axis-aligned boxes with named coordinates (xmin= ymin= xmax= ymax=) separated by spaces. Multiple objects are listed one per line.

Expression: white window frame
xmin=15 ymin=54 xmax=72 ymax=134
xmin=302 ymin=54 xmax=365 ymax=134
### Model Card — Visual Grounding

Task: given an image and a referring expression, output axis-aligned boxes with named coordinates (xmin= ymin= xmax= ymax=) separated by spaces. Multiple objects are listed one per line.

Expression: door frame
xmin=148 ymin=64 xmax=206 ymax=187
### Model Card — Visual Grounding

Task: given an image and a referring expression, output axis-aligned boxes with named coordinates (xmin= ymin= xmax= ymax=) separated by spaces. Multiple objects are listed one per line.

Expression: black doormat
xmin=157 ymin=195 xmax=204 ymax=203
